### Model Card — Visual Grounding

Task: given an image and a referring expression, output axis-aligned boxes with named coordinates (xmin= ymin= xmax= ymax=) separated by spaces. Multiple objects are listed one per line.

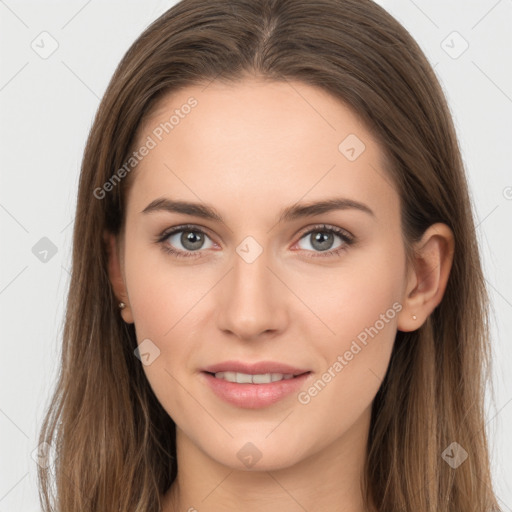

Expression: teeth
xmin=213 ymin=372 xmax=295 ymax=383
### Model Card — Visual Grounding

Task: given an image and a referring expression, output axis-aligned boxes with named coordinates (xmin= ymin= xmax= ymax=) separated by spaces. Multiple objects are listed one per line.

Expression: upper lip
xmin=201 ymin=360 xmax=310 ymax=376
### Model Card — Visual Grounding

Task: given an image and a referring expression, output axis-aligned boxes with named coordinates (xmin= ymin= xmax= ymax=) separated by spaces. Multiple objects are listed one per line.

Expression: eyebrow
xmin=141 ymin=197 xmax=375 ymax=223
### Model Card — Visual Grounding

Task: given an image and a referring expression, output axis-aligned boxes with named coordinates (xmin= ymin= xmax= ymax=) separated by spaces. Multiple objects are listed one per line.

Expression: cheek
xmin=294 ymin=248 xmax=404 ymax=349
xmin=311 ymin=274 xmax=399 ymax=399
xmin=293 ymin=246 xmax=403 ymax=407
xmin=123 ymin=244 xmax=213 ymax=407
xmin=124 ymin=239 xmax=213 ymax=340
xmin=292 ymin=283 xmax=400 ymax=455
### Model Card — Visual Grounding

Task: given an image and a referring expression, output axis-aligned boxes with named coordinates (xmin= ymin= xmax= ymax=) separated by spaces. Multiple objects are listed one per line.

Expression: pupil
xmin=182 ymin=231 xmax=203 ymax=250
xmin=312 ymin=231 xmax=333 ymax=251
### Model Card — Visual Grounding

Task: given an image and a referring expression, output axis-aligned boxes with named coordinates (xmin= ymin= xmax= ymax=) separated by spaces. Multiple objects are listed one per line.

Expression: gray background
xmin=0 ymin=0 xmax=511 ymax=510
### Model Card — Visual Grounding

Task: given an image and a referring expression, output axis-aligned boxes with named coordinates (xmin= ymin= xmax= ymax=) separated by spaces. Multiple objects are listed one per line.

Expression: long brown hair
xmin=37 ymin=0 xmax=501 ymax=510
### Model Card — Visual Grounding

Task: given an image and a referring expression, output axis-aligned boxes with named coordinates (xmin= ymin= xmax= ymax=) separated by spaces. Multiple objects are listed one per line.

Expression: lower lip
xmin=201 ymin=372 xmax=311 ymax=409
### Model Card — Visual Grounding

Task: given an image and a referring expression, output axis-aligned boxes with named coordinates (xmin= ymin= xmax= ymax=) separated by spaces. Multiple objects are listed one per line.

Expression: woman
xmin=37 ymin=0 xmax=502 ymax=510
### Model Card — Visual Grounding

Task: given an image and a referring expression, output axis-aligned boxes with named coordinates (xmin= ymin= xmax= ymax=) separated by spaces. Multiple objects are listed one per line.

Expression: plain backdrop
xmin=0 ymin=1 xmax=511 ymax=510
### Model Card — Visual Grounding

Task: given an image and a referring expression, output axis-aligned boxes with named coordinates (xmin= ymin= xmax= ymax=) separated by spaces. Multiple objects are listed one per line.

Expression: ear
xmin=103 ymin=230 xmax=134 ymax=324
xmin=397 ymin=223 xmax=455 ymax=332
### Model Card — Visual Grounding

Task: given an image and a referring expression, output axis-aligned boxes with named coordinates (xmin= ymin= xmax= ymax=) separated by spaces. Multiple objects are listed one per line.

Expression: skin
xmin=105 ymin=77 xmax=454 ymax=512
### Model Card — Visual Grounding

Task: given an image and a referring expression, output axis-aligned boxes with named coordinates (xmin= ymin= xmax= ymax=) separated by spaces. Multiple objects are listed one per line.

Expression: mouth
xmin=204 ymin=371 xmax=309 ymax=384
xmin=199 ymin=361 xmax=312 ymax=409
xmin=201 ymin=360 xmax=310 ymax=376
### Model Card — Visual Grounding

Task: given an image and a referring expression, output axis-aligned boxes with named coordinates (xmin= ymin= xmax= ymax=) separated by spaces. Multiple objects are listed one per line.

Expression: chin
xmin=205 ymin=437 xmax=309 ymax=472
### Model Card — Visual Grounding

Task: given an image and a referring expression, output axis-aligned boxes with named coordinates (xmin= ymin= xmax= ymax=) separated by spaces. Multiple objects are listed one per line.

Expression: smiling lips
xmin=200 ymin=360 xmax=312 ymax=409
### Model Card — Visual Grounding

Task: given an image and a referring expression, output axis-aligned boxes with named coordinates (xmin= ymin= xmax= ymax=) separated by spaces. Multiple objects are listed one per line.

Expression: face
xmin=115 ymin=78 xmax=410 ymax=471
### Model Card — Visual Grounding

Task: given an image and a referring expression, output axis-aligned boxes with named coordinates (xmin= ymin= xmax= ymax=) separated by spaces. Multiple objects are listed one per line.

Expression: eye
xmin=157 ymin=225 xmax=215 ymax=258
xmin=294 ymin=224 xmax=354 ymax=258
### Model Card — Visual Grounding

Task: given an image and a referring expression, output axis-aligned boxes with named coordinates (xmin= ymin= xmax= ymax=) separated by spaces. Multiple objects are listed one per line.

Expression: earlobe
xmin=103 ymin=230 xmax=134 ymax=324
xmin=397 ymin=223 xmax=455 ymax=332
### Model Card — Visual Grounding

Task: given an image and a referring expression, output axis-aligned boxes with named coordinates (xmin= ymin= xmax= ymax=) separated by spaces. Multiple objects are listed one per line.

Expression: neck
xmin=161 ymin=406 xmax=372 ymax=512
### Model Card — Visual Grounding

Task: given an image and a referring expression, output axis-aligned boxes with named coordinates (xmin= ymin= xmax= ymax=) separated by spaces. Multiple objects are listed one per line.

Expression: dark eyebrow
xmin=141 ymin=197 xmax=375 ymax=222
xmin=278 ymin=198 xmax=375 ymax=222
xmin=141 ymin=198 xmax=224 ymax=221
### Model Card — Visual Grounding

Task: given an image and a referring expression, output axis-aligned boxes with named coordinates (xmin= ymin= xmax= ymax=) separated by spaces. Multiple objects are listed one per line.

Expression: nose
xmin=216 ymin=245 xmax=288 ymax=341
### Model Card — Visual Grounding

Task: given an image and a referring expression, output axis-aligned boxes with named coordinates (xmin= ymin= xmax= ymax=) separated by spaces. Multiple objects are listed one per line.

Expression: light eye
xmin=297 ymin=230 xmax=343 ymax=252
xmin=157 ymin=225 xmax=215 ymax=258
xmin=166 ymin=229 xmax=214 ymax=252
xmin=294 ymin=225 xmax=354 ymax=257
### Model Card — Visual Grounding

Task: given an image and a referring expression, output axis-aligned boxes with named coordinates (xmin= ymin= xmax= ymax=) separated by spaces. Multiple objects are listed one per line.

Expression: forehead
xmin=127 ymin=78 xmax=398 ymax=225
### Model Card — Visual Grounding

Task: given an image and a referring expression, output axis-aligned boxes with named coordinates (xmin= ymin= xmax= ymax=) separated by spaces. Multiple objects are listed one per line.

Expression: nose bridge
xmin=216 ymin=236 xmax=286 ymax=339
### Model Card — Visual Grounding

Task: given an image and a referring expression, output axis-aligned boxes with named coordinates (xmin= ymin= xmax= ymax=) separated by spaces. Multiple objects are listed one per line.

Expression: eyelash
xmin=156 ymin=223 xmax=354 ymax=260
